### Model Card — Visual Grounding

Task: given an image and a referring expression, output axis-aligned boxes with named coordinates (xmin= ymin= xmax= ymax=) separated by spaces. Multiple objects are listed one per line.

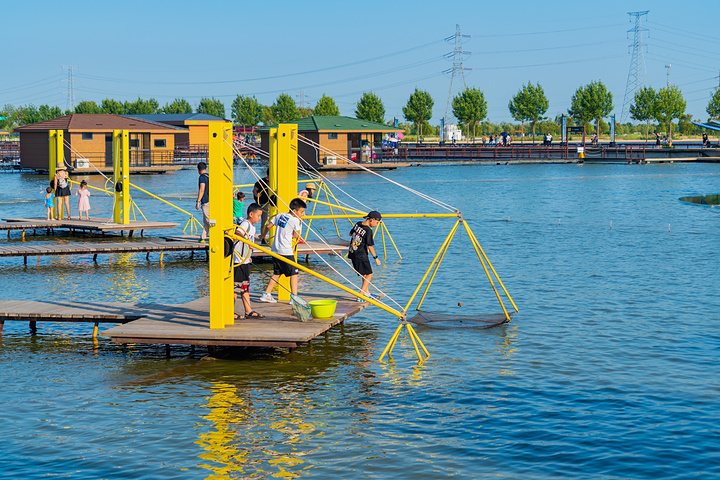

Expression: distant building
xmin=15 ymin=114 xmax=183 ymax=171
xmin=125 ymin=113 xmax=231 ymax=149
xmin=443 ymin=124 xmax=463 ymax=142
xmin=260 ymin=116 xmax=402 ymax=167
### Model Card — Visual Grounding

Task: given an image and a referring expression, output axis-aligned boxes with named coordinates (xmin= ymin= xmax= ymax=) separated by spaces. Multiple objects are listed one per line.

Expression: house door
xmin=105 ymin=134 xmax=113 ymax=167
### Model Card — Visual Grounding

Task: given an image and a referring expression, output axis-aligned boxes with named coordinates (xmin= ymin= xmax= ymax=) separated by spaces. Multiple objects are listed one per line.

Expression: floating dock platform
xmin=0 ymin=292 xmax=370 ymax=349
xmin=2 ymin=218 xmax=178 ymax=236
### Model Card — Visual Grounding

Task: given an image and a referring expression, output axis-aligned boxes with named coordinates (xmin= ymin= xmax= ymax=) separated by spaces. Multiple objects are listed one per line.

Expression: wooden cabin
xmin=125 ymin=113 xmax=232 ymax=153
xmin=260 ymin=116 xmax=402 ymax=167
xmin=16 ymin=114 xmax=182 ymax=171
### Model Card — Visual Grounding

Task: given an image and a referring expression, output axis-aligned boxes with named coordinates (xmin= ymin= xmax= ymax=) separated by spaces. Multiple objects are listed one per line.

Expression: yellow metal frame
xmin=112 ymin=130 xmax=130 ymax=224
xmin=208 ymin=122 xmax=235 ymax=329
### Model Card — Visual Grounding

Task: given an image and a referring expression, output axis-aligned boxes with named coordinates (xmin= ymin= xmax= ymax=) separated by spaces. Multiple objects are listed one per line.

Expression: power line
xmin=620 ymin=11 xmax=649 ymax=123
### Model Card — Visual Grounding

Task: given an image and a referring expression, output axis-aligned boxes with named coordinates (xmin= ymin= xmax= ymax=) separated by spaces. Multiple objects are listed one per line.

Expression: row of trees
xmin=3 ymin=83 xmax=720 ymax=140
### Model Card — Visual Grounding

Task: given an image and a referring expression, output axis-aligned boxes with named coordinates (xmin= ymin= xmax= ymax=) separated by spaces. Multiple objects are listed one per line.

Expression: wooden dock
xmin=0 ymin=292 xmax=370 ymax=348
xmin=2 ymin=218 xmax=178 ymax=236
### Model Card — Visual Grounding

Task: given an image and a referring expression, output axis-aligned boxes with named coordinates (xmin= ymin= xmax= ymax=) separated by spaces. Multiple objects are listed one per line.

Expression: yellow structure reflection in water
xmin=196 ymin=382 xmax=320 ymax=479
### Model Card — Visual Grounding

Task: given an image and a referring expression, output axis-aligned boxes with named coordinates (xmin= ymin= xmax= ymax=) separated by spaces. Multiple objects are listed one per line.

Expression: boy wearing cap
xmin=348 ymin=211 xmax=382 ymax=300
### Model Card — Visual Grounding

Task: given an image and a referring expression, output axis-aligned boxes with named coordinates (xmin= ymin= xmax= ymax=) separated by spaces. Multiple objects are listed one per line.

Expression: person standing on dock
xmin=76 ymin=180 xmax=91 ymax=220
xmin=196 ymin=162 xmax=210 ymax=243
xmin=348 ymin=211 xmax=383 ymax=301
xmin=253 ymin=170 xmax=274 ymax=242
xmin=298 ymin=182 xmax=316 ymax=199
xmin=259 ymin=198 xmax=306 ymax=303
xmin=233 ymin=203 xmax=264 ymax=319
xmin=44 ymin=187 xmax=55 ymax=221
xmin=233 ymin=191 xmax=245 ymax=225
xmin=53 ymin=166 xmax=71 ymax=220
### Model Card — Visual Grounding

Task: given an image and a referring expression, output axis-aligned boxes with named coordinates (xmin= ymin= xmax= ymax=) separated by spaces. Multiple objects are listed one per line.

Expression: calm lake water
xmin=1 ymin=163 xmax=719 ymax=479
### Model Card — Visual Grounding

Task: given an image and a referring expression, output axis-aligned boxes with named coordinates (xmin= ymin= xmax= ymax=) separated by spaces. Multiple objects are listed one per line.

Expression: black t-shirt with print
xmin=348 ymin=221 xmax=374 ymax=259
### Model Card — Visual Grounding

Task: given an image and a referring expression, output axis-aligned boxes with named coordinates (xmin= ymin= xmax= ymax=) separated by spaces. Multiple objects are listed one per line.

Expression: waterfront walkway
xmin=2 ymin=217 xmax=178 ymax=236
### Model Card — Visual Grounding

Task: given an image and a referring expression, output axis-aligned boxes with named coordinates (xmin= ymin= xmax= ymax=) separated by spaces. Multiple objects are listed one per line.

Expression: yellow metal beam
xmin=48 ymin=130 xmax=64 ymax=219
xmin=112 ymin=130 xmax=130 ymax=224
xmin=303 ymin=213 xmax=458 ymax=220
xmin=208 ymin=122 xmax=235 ymax=329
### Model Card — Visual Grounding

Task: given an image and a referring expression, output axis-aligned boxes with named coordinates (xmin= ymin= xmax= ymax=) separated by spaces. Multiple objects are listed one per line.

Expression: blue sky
xmin=3 ymin=0 xmax=719 ymax=125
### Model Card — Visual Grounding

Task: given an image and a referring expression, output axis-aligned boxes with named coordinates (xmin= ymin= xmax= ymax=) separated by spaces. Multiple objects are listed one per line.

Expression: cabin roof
xmin=262 ymin=116 xmax=401 ymax=132
xmin=15 ymin=114 xmax=184 ymax=132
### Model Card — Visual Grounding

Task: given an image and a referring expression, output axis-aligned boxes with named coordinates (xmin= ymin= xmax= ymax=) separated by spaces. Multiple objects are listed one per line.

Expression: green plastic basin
xmin=309 ymin=300 xmax=337 ymax=319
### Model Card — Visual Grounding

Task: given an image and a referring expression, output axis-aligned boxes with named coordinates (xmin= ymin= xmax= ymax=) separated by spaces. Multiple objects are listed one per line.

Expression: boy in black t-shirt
xmin=348 ymin=211 xmax=382 ymax=300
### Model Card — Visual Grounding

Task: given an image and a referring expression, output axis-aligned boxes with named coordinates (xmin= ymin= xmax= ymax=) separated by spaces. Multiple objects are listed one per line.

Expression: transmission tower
xmin=61 ymin=65 xmax=76 ymax=111
xmin=620 ymin=11 xmax=649 ymax=123
xmin=443 ymin=24 xmax=472 ymax=131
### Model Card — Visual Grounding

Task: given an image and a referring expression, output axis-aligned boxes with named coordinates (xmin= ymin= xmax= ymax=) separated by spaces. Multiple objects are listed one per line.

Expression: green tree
xmin=197 ymin=97 xmax=226 ymax=118
xmin=452 ymin=87 xmax=487 ymax=141
xmin=402 ymin=88 xmax=434 ymax=139
xmin=18 ymin=104 xmax=41 ymax=125
xmin=653 ymin=85 xmax=686 ymax=140
xmin=630 ymin=86 xmax=657 ymax=143
xmin=124 ymin=97 xmax=159 ymax=115
xmin=271 ymin=93 xmax=299 ymax=123
xmin=298 ymin=107 xmax=314 ymax=118
xmin=162 ymin=98 xmax=192 ymax=114
xmin=314 ymin=94 xmax=340 ymax=116
xmin=706 ymin=87 xmax=720 ymax=120
xmin=74 ymin=100 xmax=102 ymax=114
xmin=38 ymin=105 xmax=63 ymax=121
xmin=261 ymin=105 xmax=274 ymax=126
xmin=231 ymin=95 xmax=263 ymax=126
xmin=355 ymin=92 xmax=385 ymax=123
xmin=0 ymin=104 xmax=19 ymax=130
xmin=101 ymin=99 xmax=126 ymax=115
xmin=568 ymin=81 xmax=613 ymax=136
xmin=508 ymin=82 xmax=549 ymax=142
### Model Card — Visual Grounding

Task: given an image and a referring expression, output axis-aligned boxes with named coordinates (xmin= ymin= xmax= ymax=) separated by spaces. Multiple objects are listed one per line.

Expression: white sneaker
xmin=259 ymin=293 xmax=277 ymax=303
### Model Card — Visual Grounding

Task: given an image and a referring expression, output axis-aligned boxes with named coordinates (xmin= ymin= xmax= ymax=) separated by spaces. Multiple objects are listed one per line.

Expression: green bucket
xmin=308 ymin=300 xmax=337 ymax=319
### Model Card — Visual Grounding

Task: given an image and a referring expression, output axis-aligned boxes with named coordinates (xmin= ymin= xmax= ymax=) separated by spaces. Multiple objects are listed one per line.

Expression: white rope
xmin=296 ymin=134 xmax=458 ymax=212
xmin=223 ymin=133 xmax=404 ymax=312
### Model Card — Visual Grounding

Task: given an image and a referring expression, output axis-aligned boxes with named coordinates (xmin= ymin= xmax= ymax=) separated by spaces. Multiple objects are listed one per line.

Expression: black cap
xmin=365 ymin=211 xmax=382 ymax=220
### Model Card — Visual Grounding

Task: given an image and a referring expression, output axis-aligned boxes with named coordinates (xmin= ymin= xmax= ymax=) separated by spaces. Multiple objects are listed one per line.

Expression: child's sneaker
xmin=259 ymin=293 xmax=277 ymax=303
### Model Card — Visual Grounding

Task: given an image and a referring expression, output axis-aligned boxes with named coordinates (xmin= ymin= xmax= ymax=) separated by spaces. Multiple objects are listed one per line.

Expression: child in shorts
xmin=234 ymin=203 xmax=264 ymax=319
xmin=259 ymin=198 xmax=307 ymax=303
xmin=44 ymin=187 xmax=55 ymax=220
xmin=232 ymin=191 xmax=245 ymax=225
xmin=348 ymin=210 xmax=383 ymax=300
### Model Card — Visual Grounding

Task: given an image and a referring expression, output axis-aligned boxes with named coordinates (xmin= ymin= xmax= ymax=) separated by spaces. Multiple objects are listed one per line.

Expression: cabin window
xmin=154 ymin=139 xmax=167 ymax=148
xmin=328 ymin=133 xmax=338 ymax=140
xmin=82 ymin=132 xmax=93 ymax=140
xmin=129 ymin=139 xmax=139 ymax=148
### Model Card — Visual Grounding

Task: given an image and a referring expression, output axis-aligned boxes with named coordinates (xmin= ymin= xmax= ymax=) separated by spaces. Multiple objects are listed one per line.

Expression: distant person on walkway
xmin=195 ymin=162 xmax=209 ymax=243
xmin=259 ymin=198 xmax=306 ymax=304
xmin=233 ymin=203 xmax=264 ymax=319
xmin=348 ymin=210 xmax=383 ymax=301
xmin=298 ymin=182 xmax=317 ymax=199
xmin=702 ymin=132 xmax=709 ymax=147
xmin=547 ymin=133 xmax=552 ymax=144
xmin=44 ymin=187 xmax=55 ymax=221
xmin=233 ymin=191 xmax=245 ymax=225
xmin=53 ymin=166 xmax=71 ymax=220
xmin=76 ymin=180 xmax=91 ymax=220
xmin=591 ymin=134 xmax=598 ymax=146
xmin=655 ymin=133 xmax=661 ymax=147
xmin=253 ymin=169 xmax=274 ymax=242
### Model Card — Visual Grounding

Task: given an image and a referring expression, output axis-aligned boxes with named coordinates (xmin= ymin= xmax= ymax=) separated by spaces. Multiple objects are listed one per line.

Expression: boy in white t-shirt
xmin=234 ymin=203 xmax=264 ymax=318
xmin=259 ymin=198 xmax=307 ymax=303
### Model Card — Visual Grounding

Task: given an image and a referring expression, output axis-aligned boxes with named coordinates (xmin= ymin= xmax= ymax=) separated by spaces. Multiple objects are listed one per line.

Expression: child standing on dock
xmin=233 ymin=191 xmax=245 ymax=225
xmin=53 ymin=166 xmax=71 ymax=219
xmin=259 ymin=198 xmax=306 ymax=303
xmin=348 ymin=211 xmax=383 ymax=301
xmin=76 ymin=180 xmax=91 ymax=220
xmin=234 ymin=203 xmax=264 ymax=319
xmin=44 ymin=187 xmax=55 ymax=221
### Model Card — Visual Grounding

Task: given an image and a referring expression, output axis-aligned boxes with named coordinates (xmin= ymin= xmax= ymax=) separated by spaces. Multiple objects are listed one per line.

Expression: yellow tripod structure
xmin=379 ymin=215 xmax=518 ymax=363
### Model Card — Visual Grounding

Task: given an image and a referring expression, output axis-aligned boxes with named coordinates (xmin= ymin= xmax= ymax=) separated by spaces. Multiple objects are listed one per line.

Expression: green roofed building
xmin=259 ymin=116 xmax=402 ymax=168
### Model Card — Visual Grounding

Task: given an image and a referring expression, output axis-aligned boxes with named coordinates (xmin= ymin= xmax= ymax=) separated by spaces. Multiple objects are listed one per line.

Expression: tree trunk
xmin=645 ymin=120 xmax=649 ymax=144
xmin=532 ymin=120 xmax=536 ymax=145
xmin=596 ymin=118 xmax=600 ymax=137
xmin=473 ymin=122 xmax=476 ymax=143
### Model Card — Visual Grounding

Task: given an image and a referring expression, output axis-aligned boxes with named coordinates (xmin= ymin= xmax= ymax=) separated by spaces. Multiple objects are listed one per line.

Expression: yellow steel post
xmin=112 ymin=130 xmax=130 ymax=224
xmin=208 ymin=122 xmax=235 ymax=329
xmin=322 ymin=186 xmax=342 ymax=238
xmin=382 ymin=222 xmax=403 ymax=260
xmin=49 ymin=130 xmax=64 ymax=219
xmin=268 ymin=123 xmax=299 ymax=302
xmin=324 ymin=185 xmax=358 ymax=228
xmin=378 ymin=323 xmax=404 ymax=361
xmin=407 ymin=324 xmax=430 ymax=358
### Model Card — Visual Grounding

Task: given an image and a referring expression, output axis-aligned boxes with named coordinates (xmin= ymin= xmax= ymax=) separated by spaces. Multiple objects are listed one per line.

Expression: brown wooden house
xmin=260 ymin=116 xmax=401 ymax=167
xmin=15 ymin=114 xmax=183 ymax=171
